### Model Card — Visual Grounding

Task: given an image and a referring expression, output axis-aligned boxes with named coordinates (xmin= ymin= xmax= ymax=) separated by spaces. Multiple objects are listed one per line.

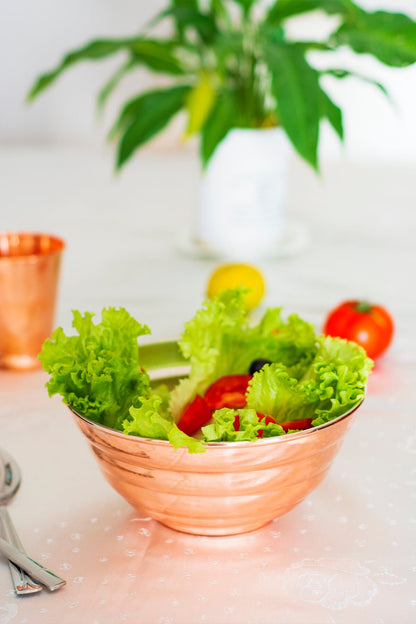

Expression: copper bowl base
xmin=73 ymin=410 xmax=356 ymax=536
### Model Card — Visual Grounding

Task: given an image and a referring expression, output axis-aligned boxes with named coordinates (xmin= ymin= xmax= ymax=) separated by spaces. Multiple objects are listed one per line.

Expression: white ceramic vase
xmin=196 ymin=127 xmax=291 ymax=259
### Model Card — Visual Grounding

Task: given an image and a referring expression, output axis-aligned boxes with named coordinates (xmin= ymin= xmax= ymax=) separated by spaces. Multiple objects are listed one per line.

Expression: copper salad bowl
xmin=71 ymin=340 xmax=362 ymax=536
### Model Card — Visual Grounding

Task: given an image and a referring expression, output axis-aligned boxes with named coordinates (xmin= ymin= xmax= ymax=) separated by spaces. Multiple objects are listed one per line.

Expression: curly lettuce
xmin=40 ymin=294 xmax=373 ymax=452
xmin=245 ymin=335 xmax=372 ymax=428
xmin=202 ymin=408 xmax=286 ymax=442
xmin=174 ymin=290 xmax=373 ymax=442
xmin=169 ymin=288 xmax=318 ymax=419
xmin=39 ymin=307 xmax=203 ymax=453
xmin=123 ymin=394 xmax=204 ymax=453
xmin=39 ymin=307 xmax=151 ymax=429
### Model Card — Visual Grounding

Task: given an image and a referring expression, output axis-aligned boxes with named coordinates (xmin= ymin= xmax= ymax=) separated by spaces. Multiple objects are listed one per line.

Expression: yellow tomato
xmin=206 ymin=263 xmax=266 ymax=311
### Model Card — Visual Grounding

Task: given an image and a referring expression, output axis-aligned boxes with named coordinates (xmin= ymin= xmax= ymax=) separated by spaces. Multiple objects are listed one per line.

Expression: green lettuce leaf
xmin=123 ymin=394 xmax=205 ymax=453
xmin=202 ymin=408 xmax=258 ymax=442
xmin=202 ymin=407 xmax=287 ymax=442
xmin=307 ymin=336 xmax=373 ymax=425
xmin=39 ymin=307 xmax=151 ymax=429
xmin=246 ymin=335 xmax=373 ymax=427
xmin=169 ymin=288 xmax=247 ymax=419
xmin=169 ymin=288 xmax=318 ymax=420
xmin=246 ymin=363 xmax=312 ymax=422
xmin=40 ymin=296 xmax=373 ymax=451
xmin=151 ymin=383 xmax=172 ymax=419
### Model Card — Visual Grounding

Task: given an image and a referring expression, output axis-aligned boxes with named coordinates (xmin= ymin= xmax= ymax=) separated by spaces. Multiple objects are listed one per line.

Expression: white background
xmin=1 ymin=0 xmax=416 ymax=164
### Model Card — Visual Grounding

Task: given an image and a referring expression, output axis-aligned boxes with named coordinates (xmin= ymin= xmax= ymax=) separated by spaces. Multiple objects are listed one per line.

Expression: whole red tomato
xmin=324 ymin=300 xmax=394 ymax=359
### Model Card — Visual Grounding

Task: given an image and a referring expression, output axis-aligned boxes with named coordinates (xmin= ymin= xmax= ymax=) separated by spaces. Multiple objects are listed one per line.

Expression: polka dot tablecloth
xmin=0 ymin=149 xmax=415 ymax=623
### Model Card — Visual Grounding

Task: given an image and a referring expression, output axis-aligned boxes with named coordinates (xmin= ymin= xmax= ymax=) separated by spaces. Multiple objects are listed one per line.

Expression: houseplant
xmin=28 ymin=0 xmax=416 ymax=256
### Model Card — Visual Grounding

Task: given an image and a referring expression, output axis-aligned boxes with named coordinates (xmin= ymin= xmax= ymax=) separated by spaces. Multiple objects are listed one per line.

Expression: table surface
xmin=0 ymin=146 xmax=415 ymax=624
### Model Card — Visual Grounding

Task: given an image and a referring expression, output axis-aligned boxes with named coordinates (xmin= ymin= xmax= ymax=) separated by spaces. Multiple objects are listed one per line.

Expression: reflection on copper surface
xmin=71 ymin=399 xmax=361 ymax=536
xmin=0 ymin=232 xmax=65 ymax=370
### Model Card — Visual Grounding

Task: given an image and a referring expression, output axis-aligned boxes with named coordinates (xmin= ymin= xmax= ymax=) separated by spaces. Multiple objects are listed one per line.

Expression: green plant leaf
xmin=27 ymin=37 xmax=186 ymax=102
xmin=110 ymin=82 xmax=192 ymax=139
xmin=291 ymin=41 xmax=335 ymax=53
xmin=266 ymin=0 xmax=356 ymax=24
xmin=262 ymin=42 xmax=322 ymax=169
xmin=200 ymin=89 xmax=239 ymax=167
xmin=320 ymin=90 xmax=343 ymax=140
xmin=211 ymin=0 xmax=233 ymax=27
xmin=259 ymin=23 xmax=285 ymax=44
xmin=229 ymin=0 xmax=257 ymax=16
xmin=161 ymin=5 xmax=218 ymax=45
xmin=322 ymin=68 xmax=390 ymax=98
xmin=333 ymin=10 xmax=416 ymax=67
xmin=97 ymin=59 xmax=136 ymax=113
xmin=27 ymin=39 xmax=128 ymax=100
xmin=128 ymin=39 xmax=186 ymax=75
xmin=172 ymin=0 xmax=198 ymax=7
xmin=116 ymin=85 xmax=191 ymax=169
xmin=212 ymin=31 xmax=246 ymax=68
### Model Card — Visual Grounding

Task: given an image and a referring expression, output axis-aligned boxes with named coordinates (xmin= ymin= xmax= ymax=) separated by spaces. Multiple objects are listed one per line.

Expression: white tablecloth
xmin=0 ymin=146 xmax=415 ymax=624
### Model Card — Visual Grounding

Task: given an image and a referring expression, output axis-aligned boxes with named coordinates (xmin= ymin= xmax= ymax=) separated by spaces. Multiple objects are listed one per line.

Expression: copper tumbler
xmin=0 ymin=232 xmax=65 ymax=370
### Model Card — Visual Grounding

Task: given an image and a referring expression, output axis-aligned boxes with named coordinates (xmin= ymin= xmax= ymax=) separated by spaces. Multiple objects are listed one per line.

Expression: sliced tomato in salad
xmin=278 ymin=418 xmax=313 ymax=432
xmin=177 ymin=376 xmax=314 ymax=438
xmin=204 ymin=374 xmax=252 ymax=410
xmin=177 ymin=375 xmax=252 ymax=435
xmin=177 ymin=394 xmax=212 ymax=436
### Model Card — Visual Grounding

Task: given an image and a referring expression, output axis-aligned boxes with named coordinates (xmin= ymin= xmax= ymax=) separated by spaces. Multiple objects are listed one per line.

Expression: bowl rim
xmin=69 ymin=398 xmax=363 ymax=450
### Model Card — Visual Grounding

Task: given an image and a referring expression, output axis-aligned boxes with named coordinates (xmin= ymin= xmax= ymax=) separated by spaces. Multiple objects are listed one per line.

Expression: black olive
xmin=249 ymin=359 xmax=272 ymax=375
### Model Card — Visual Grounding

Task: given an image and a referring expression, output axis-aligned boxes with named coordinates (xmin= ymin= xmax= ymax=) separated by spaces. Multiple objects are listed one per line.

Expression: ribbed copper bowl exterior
xmin=71 ymin=340 xmax=361 ymax=536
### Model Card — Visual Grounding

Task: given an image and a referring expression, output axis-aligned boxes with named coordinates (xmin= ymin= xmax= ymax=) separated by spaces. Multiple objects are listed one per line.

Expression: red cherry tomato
xmin=177 ymin=394 xmax=212 ymax=436
xmin=324 ymin=300 xmax=394 ymax=359
xmin=204 ymin=374 xmax=252 ymax=410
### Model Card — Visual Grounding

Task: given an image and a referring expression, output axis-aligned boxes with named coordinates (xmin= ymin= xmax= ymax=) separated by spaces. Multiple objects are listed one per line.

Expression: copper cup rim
xmin=68 ymin=398 xmax=363 ymax=451
xmin=0 ymin=231 xmax=65 ymax=260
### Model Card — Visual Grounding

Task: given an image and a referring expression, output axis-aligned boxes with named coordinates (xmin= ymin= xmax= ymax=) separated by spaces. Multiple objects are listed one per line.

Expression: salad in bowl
xmin=39 ymin=288 xmax=373 ymax=534
xmin=40 ymin=289 xmax=372 ymax=453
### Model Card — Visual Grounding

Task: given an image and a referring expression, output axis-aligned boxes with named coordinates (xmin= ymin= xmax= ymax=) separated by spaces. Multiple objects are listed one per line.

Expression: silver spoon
xmin=0 ymin=448 xmax=42 ymax=594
